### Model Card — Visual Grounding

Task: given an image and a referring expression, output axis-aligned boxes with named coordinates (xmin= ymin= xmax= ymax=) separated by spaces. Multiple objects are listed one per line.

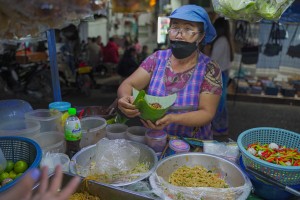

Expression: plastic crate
xmin=237 ymin=127 xmax=300 ymax=185
xmin=0 ymin=136 xmax=42 ymax=192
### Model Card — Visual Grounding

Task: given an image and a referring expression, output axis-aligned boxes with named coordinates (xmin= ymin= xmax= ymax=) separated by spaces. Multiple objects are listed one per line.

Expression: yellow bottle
xmin=49 ymin=101 xmax=71 ymax=131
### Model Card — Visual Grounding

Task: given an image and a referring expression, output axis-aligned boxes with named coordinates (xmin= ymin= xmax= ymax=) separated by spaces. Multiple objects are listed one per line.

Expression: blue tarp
xmin=280 ymin=0 xmax=300 ymax=23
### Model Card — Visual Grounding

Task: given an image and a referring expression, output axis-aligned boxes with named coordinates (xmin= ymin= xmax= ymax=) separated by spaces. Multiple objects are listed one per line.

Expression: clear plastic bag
xmin=212 ymin=0 xmax=294 ymax=22
xmin=123 ymin=181 xmax=160 ymax=199
xmin=203 ymin=141 xmax=240 ymax=163
xmin=40 ymin=152 xmax=70 ymax=174
xmin=94 ymin=138 xmax=140 ymax=175
xmin=149 ymin=172 xmax=252 ymax=200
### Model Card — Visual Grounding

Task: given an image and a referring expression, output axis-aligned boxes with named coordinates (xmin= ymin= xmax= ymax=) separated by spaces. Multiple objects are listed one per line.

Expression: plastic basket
xmin=0 ymin=136 xmax=42 ymax=192
xmin=239 ymin=156 xmax=300 ymax=200
xmin=237 ymin=127 xmax=300 ymax=185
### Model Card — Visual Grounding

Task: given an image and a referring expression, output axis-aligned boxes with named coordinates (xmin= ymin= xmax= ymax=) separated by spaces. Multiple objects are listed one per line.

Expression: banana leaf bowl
xmin=132 ymin=88 xmax=177 ymax=122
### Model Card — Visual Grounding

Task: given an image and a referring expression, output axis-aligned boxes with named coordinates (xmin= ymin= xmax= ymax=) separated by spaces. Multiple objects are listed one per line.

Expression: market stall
xmin=0 ymin=1 xmax=300 ymax=200
xmin=217 ymin=0 xmax=300 ymax=105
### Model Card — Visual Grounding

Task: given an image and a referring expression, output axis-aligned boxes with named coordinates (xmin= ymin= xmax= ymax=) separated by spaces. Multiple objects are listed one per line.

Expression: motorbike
xmin=58 ymin=43 xmax=94 ymax=97
xmin=0 ymin=48 xmax=52 ymax=100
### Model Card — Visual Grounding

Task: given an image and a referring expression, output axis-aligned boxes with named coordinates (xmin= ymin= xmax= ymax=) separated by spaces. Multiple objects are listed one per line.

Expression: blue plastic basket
xmin=239 ymin=157 xmax=300 ymax=200
xmin=0 ymin=136 xmax=42 ymax=192
xmin=237 ymin=127 xmax=300 ymax=185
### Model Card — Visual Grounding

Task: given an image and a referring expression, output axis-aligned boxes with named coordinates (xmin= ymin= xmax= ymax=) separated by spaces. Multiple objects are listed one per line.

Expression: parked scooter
xmin=57 ymin=49 xmax=94 ymax=97
xmin=0 ymin=48 xmax=52 ymax=100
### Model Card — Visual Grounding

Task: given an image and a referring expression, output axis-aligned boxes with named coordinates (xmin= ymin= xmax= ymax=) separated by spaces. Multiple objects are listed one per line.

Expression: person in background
xmin=117 ymin=47 xmax=139 ymax=78
xmin=210 ymin=17 xmax=234 ymax=136
xmin=103 ymin=37 xmax=119 ymax=74
xmin=87 ymin=37 xmax=100 ymax=72
xmin=133 ymin=38 xmax=142 ymax=54
xmin=96 ymin=36 xmax=104 ymax=51
xmin=117 ymin=5 xmax=222 ymax=140
xmin=0 ymin=165 xmax=80 ymax=200
xmin=96 ymin=35 xmax=104 ymax=61
xmin=138 ymin=45 xmax=149 ymax=64
xmin=124 ymin=35 xmax=132 ymax=50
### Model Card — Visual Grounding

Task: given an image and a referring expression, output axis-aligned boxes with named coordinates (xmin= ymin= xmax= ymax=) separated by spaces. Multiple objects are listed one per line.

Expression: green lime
xmin=15 ymin=173 xmax=23 ymax=179
xmin=0 ymin=172 xmax=9 ymax=182
xmin=9 ymin=170 xmax=17 ymax=179
xmin=1 ymin=178 xmax=13 ymax=186
xmin=14 ymin=160 xmax=28 ymax=173
xmin=5 ymin=160 xmax=14 ymax=172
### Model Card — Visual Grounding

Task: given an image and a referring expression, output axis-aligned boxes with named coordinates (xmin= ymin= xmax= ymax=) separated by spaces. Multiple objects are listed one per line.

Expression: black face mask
xmin=170 ymin=40 xmax=198 ymax=59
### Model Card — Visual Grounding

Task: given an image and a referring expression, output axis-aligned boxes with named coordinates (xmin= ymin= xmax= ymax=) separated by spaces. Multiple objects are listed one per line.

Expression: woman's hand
xmin=0 ymin=165 xmax=80 ymax=200
xmin=141 ymin=114 xmax=174 ymax=130
xmin=117 ymin=96 xmax=140 ymax=118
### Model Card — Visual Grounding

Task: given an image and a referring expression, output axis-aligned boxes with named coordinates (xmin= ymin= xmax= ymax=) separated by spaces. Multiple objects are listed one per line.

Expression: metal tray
xmin=33 ymin=172 xmax=156 ymax=200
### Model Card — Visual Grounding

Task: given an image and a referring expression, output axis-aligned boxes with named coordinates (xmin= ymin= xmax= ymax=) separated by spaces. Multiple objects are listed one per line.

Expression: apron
xmin=147 ymin=49 xmax=212 ymax=140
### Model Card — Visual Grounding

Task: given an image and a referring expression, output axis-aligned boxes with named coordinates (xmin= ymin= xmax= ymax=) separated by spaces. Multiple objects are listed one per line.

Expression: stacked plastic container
xmin=25 ymin=109 xmax=62 ymax=132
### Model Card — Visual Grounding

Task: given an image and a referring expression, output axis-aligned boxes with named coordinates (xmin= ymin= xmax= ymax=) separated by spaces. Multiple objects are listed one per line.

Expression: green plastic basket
xmin=237 ymin=127 xmax=300 ymax=185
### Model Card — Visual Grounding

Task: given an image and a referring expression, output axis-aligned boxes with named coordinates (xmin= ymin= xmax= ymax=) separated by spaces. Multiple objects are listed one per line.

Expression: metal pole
xmin=46 ymin=29 xmax=62 ymax=101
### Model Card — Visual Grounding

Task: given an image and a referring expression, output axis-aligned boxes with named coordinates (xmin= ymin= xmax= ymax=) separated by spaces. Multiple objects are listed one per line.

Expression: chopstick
xmin=159 ymin=143 xmax=169 ymax=161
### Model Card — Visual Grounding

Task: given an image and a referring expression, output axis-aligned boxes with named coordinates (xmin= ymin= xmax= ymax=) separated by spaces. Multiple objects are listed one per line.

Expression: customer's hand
xmin=0 ymin=165 xmax=80 ymax=200
xmin=118 ymin=96 xmax=140 ymax=118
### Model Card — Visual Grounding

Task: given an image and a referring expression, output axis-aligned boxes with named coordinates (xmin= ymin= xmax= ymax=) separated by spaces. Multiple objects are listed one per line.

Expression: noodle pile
xmin=169 ymin=165 xmax=229 ymax=188
xmin=69 ymin=192 xmax=100 ymax=200
xmin=85 ymin=162 xmax=149 ymax=184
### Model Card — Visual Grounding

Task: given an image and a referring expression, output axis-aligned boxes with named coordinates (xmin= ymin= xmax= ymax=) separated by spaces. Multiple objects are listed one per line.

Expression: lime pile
xmin=0 ymin=160 xmax=28 ymax=187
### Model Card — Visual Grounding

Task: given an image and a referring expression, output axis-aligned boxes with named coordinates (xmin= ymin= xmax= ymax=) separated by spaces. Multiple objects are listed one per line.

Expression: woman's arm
xmin=117 ymin=67 xmax=151 ymax=118
xmin=117 ymin=67 xmax=151 ymax=98
xmin=148 ymin=93 xmax=220 ymax=128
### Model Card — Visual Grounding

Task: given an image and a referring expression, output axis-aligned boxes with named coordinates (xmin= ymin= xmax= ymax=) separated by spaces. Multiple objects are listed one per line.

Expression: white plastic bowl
xmin=126 ymin=126 xmax=148 ymax=144
xmin=25 ymin=109 xmax=62 ymax=132
xmin=33 ymin=131 xmax=65 ymax=153
xmin=106 ymin=123 xmax=128 ymax=140
xmin=80 ymin=116 xmax=107 ymax=148
xmin=0 ymin=119 xmax=40 ymax=139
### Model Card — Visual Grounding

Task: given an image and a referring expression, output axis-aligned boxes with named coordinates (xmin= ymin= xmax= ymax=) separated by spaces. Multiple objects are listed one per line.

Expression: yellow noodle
xmin=69 ymin=192 xmax=100 ymax=200
xmin=169 ymin=165 xmax=228 ymax=188
xmin=85 ymin=162 xmax=149 ymax=184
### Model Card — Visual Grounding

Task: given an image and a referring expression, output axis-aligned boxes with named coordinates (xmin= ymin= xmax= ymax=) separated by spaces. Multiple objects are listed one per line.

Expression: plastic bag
xmin=212 ymin=0 xmax=294 ymax=22
xmin=0 ymin=0 xmax=108 ymax=40
xmin=149 ymin=172 xmax=252 ymax=200
xmin=94 ymin=138 xmax=140 ymax=175
xmin=122 ymin=181 xmax=160 ymax=199
xmin=40 ymin=152 xmax=70 ymax=175
xmin=203 ymin=141 xmax=240 ymax=163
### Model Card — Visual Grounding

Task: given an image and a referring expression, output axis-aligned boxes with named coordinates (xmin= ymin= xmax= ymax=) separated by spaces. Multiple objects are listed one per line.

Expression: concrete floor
xmin=2 ymin=84 xmax=300 ymax=142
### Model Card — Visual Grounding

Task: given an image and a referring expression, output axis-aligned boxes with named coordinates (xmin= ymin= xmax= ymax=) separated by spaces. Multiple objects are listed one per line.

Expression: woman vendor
xmin=117 ymin=5 xmax=222 ymax=140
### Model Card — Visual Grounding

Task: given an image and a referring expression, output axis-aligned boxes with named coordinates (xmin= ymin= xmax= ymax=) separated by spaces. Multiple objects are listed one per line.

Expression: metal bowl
xmin=154 ymin=152 xmax=247 ymax=187
xmin=69 ymin=140 xmax=157 ymax=187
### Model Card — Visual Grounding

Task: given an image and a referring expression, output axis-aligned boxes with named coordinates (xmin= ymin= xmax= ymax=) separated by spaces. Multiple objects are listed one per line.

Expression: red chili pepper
xmin=266 ymin=157 xmax=275 ymax=162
